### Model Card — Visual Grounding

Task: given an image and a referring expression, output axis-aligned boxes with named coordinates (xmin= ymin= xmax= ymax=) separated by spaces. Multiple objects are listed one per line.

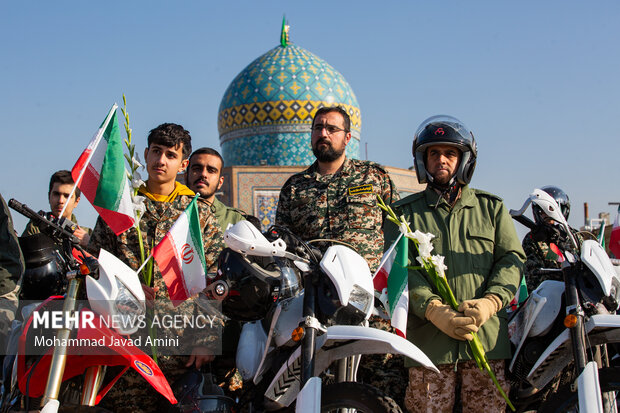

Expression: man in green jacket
xmin=386 ymin=115 xmax=525 ymax=412
xmin=186 ymin=147 xmax=248 ymax=231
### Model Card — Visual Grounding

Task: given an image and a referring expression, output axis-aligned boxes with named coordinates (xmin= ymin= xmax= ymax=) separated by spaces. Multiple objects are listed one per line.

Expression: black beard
xmin=312 ymin=141 xmax=344 ymax=163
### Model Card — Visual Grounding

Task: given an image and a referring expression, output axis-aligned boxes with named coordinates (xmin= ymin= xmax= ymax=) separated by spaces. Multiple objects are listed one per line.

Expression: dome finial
xmin=280 ymin=15 xmax=290 ymax=47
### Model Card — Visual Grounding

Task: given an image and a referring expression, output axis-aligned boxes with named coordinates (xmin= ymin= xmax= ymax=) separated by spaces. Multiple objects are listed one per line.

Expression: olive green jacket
xmin=385 ymin=186 xmax=525 ymax=367
xmin=202 ymin=197 xmax=246 ymax=232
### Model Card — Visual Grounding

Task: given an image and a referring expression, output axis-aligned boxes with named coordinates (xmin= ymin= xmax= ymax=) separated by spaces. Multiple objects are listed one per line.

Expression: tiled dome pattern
xmin=218 ymin=43 xmax=361 ymax=166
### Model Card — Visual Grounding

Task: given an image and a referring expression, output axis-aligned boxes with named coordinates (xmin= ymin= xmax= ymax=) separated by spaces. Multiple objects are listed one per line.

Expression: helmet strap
xmin=427 ymin=174 xmax=461 ymax=205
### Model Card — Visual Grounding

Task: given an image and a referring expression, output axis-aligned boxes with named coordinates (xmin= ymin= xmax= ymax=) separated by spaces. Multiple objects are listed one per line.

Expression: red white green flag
xmin=373 ymin=233 xmax=409 ymax=338
xmin=508 ymin=275 xmax=528 ymax=312
xmin=71 ymin=105 xmax=135 ymax=235
xmin=610 ymin=206 xmax=620 ymax=259
xmin=152 ymin=196 xmax=207 ymax=306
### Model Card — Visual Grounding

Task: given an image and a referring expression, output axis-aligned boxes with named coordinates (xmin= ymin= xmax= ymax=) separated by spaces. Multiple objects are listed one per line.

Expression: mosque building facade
xmin=217 ymin=22 xmax=423 ymax=228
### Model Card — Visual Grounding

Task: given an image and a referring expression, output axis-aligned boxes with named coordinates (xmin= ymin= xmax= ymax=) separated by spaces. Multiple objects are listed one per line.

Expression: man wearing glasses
xmin=275 ymin=106 xmax=403 ymax=404
xmin=275 ymin=106 xmax=398 ymax=274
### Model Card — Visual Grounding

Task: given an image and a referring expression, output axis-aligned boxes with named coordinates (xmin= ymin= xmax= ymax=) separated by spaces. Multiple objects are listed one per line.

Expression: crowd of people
xmin=0 ymin=107 xmax=582 ymax=412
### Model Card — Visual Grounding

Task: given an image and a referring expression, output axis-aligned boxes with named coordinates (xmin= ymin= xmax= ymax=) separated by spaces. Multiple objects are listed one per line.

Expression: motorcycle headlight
xmin=347 ymin=284 xmax=373 ymax=315
xmin=113 ymin=277 xmax=145 ymax=335
xmin=332 ymin=284 xmax=373 ymax=326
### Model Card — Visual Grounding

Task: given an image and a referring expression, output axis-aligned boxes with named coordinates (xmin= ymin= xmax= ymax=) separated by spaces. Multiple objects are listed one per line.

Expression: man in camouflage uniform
xmin=390 ymin=116 xmax=524 ymax=412
xmin=88 ymin=123 xmax=224 ymax=413
xmin=275 ymin=106 xmax=398 ymax=273
xmin=522 ymin=186 xmax=581 ymax=293
xmin=275 ymin=106 xmax=406 ymax=404
xmin=0 ymin=193 xmax=24 ymax=353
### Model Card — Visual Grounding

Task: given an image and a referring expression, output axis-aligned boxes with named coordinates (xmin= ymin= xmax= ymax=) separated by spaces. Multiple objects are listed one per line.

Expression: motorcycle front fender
xmin=314 ymin=325 xmax=437 ymax=371
xmin=578 ymin=361 xmax=604 ymax=413
xmin=296 ymin=377 xmax=321 ymax=413
xmin=263 ymin=325 xmax=437 ymax=408
xmin=527 ymin=314 xmax=620 ymax=389
xmin=17 ymin=307 xmax=177 ymax=405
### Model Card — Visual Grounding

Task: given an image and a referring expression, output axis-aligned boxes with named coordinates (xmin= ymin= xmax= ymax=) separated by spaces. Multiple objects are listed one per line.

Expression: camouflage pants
xmin=405 ymin=359 xmax=509 ymax=413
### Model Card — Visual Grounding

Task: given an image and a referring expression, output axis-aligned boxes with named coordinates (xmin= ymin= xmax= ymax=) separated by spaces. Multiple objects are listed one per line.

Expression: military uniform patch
xmin=348 ymin=184 xmax=373 ymax=196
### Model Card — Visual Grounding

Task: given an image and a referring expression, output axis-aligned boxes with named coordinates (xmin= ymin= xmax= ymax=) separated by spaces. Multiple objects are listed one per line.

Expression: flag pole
xmin=59 ymin=103 xmax=118 ymax=219
xmin=136 ymin=252 xmax=154 ymax=276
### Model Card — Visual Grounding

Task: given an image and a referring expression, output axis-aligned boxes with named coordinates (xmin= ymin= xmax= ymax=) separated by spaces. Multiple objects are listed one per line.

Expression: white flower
xmin=418 ymin=241 xmax=434 ymax=259
xmin=132 ymin=178 xmax=146 ymax=190
xmin=408 ymin=230 xmax=435 ymax=259
xmin=429 ymin=255 xmax=448 ymax=278
xmin=409 ymin=230 xmax=435 ymax=245
xmin=131 ymin=194 xmax=146 ymax=226
xmin=398 ymin=222 xmax=410 ymax=236
xmin=131 ymin=155 xmax=143 ymax=169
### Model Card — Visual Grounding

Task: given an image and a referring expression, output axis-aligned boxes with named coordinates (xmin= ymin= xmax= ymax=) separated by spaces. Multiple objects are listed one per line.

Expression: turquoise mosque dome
xmin=218 ymin=24 xmax=361 ymax=166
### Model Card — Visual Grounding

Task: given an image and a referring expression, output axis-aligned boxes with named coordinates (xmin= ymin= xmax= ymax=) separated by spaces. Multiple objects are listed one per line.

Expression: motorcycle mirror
xmin=224 ymin=220 xmax=288 ymax=258
xmin=509 ymin=197 xmax=532 ymax=218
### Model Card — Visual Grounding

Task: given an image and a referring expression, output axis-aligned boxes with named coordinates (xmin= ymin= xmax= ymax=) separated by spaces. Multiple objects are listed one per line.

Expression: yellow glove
xmin=458 ymin=294 xmax=502 ymax=328
xmin=425 ymin=300 xmax=478 ymax=341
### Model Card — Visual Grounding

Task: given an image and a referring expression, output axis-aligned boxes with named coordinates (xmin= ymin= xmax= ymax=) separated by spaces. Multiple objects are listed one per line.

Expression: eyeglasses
xmin=311 ymin=124 xmax=348 ymax=134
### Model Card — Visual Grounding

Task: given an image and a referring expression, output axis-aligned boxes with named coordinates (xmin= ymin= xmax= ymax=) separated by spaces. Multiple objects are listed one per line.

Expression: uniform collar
xmin=305 ymin=157 xmax=351 ymax=180
xmin=424 ymin=185 xmax=475 ymax=209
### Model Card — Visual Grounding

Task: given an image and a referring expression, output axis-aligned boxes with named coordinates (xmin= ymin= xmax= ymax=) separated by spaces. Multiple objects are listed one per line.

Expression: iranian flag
xmin=71 ymin=105 xmax=135 ymax=235
xmin=373 ymin=233 xmax=409 ymax=338
xmin=610 ymin=206 xmax=620 ymax=259
xmin=152 ymin=196 xmax=207 ymax=306
xmin=508 ymin=276 xmax=528 ymax=312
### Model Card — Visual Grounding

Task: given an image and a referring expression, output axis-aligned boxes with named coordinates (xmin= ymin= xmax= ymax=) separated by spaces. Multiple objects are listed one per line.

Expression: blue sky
xmin=1 ymin=1 xmax=619 ymax=237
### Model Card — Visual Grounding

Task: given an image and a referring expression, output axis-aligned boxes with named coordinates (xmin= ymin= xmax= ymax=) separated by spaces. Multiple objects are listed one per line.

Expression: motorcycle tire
xmin=321 ymin=382 xmax=403 ymax=413
xmin=537 ymin=366 xmax=620 ymax=412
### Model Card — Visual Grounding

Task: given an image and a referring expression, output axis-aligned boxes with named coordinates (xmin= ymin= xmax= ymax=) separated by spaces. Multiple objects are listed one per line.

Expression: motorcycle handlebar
xmin=512 ymin=214 xmax=536 ymax=230
xmin=9 ymin=198 xmax=80 ymax=245
xmin=532 ymin=268 xmax=563 ymax=277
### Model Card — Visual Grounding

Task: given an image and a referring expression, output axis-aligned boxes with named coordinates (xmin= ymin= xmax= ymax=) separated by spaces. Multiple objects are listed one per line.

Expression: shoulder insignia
xmin=472 ymin=188 xmax=503 ymax=202
xmin=348 ymin=184 xmax=374 ymax=196
xmin=392 ymin=192 xmax=424 ymax=208
xmin=354 ymin=159 xmax=389 ymax=175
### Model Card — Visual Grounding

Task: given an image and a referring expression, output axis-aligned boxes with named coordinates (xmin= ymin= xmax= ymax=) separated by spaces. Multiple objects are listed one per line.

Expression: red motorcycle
xmin=3 ymin=199 xmax=176 ymax=412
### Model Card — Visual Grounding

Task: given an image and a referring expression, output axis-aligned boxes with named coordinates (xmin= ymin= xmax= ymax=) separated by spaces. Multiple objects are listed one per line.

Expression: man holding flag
xmin=87 ymin=121 xmax=224 ymax=413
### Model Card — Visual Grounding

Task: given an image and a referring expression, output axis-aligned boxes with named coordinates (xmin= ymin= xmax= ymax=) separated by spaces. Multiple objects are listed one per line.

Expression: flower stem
xmin=121 ymin=94 xmax=157 ymax=362
xmin=121 ymin=94 xmax=148 ymax=285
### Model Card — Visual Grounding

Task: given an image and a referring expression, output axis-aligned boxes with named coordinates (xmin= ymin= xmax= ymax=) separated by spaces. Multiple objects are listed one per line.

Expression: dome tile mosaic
xmin=218 ymin=26 xmax=361 ymax=166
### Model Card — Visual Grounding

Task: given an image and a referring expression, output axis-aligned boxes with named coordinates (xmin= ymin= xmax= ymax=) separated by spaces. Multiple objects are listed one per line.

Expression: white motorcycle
xmin=508 ymin=189 xmax=620 ymax=412
xmin=203 ymin=221 xmax=437 ymax=412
